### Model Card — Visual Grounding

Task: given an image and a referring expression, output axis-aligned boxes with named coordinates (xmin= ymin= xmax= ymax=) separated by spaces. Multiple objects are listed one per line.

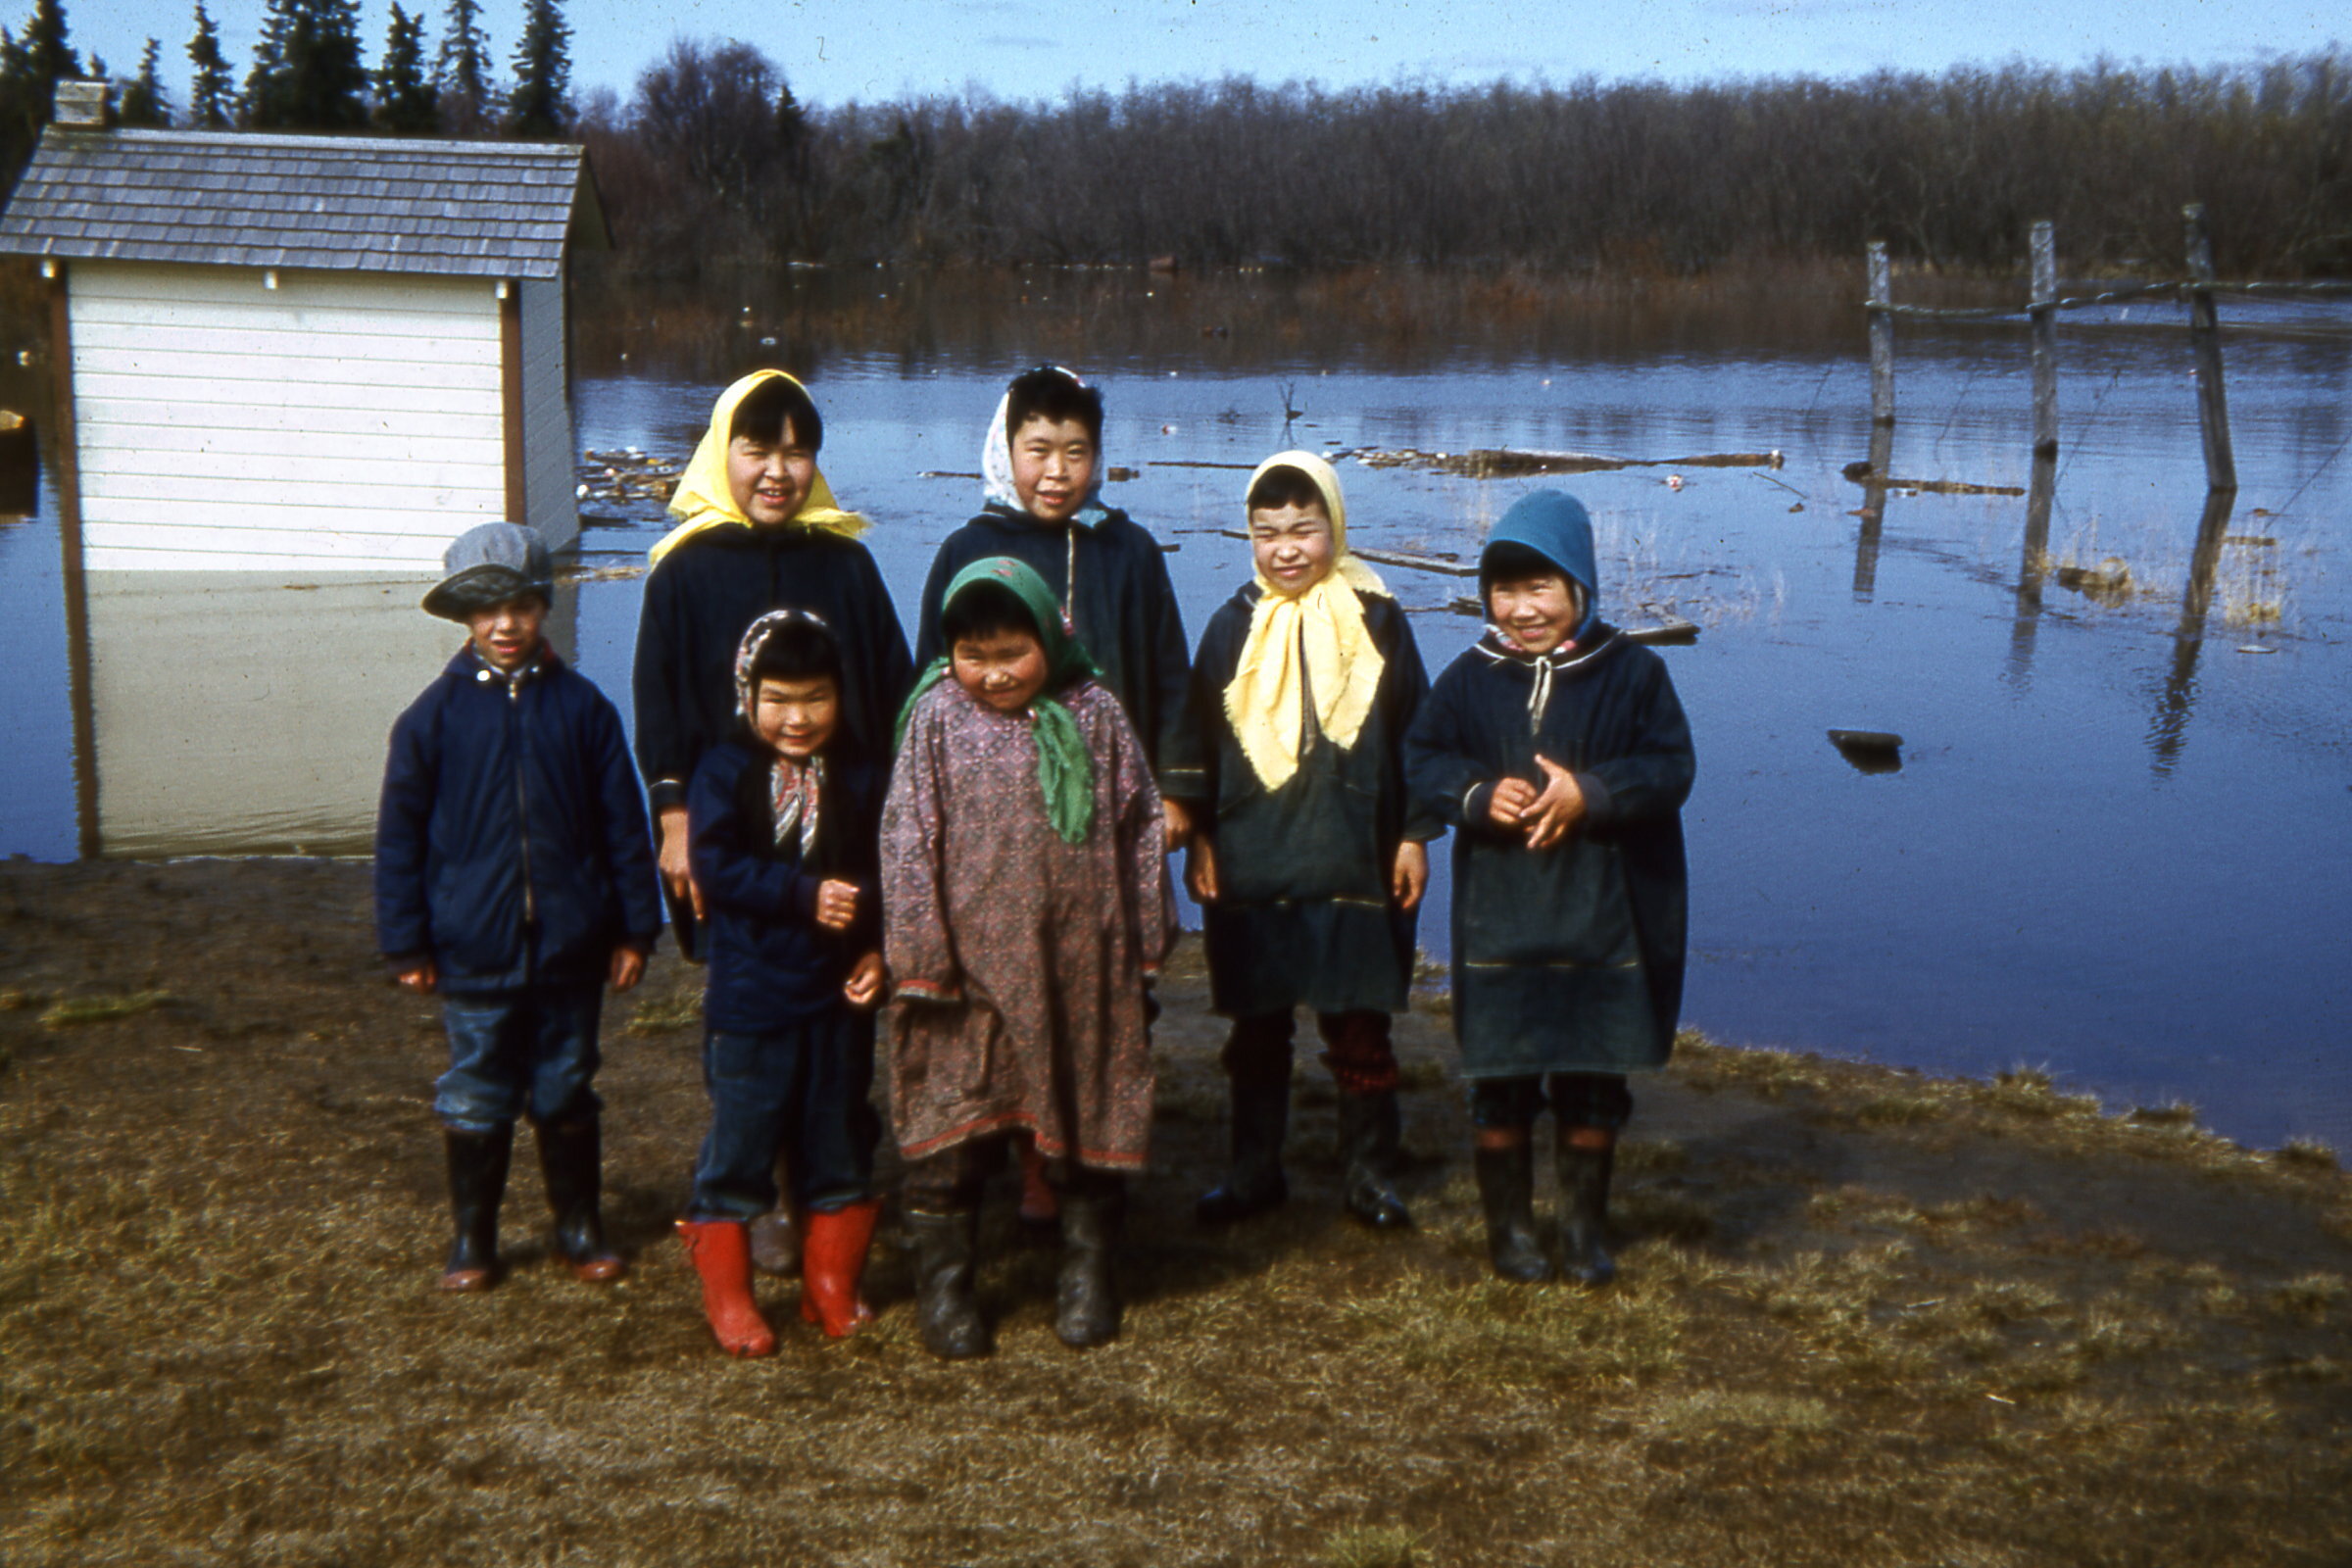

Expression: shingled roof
xmin=0 ymin=126 xmax=608 ymax=278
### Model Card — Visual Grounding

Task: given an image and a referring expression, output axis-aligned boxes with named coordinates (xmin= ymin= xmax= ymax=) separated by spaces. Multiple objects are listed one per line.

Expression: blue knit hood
xmin=1482 ymin=490 xmax=1599 ymax=642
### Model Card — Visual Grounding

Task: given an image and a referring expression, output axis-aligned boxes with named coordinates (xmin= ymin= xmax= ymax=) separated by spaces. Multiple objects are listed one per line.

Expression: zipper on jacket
xmin=510 ymin=675 xmax=538 ymax=935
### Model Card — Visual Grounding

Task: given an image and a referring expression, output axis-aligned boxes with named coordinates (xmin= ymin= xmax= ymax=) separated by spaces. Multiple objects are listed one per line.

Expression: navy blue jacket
xmin=1403 ymin=626 xmax=1693 ymax=1077
xmin=633 ymin=524 xmax=912 ymax=815
xmin=376 ymin=647 xmax=663 ymax=995
xmin=689 ymin=738 xmax=883 ymax=1032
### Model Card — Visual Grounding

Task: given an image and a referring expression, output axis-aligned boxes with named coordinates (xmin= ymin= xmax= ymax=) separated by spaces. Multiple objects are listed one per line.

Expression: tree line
xmin=3 ymin=0 xmax=2347 ymax=280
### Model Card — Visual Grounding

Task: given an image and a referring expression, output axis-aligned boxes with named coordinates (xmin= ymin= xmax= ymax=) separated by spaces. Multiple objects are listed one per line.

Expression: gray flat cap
xmin=422 ymin=522 xmax=555 ymax=621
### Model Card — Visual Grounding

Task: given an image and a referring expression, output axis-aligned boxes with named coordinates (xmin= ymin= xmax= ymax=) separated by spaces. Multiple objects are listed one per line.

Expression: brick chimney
xmin=53 ymin=79 xmax=108 ymax=129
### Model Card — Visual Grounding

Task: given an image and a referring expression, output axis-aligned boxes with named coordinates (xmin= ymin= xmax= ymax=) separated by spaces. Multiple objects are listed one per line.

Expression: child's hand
xmin=1391 ymin=840 xmax=1428 ymax=909
xmin=1161 ymin=797 xmax=1194 ymax=854
xmin=1489 ymin=777 xmax=1539 ymax=828
xmin=1521 ymin=754 xmax=1587 ymax=850
xmin=659 ymin=806 xmax=706 ymax=920
xmin=610 ymin=946 xmax=647 ymax=994
xmin=815 ymin=879 xmax=859 ymax=931
xmin=396 ymin=960 xmax=438 ymax=995
xmin=843 ymin=952 xmax=886 ymax=1009
xmin=1185 ymin=836 xmax=1220 ymax=903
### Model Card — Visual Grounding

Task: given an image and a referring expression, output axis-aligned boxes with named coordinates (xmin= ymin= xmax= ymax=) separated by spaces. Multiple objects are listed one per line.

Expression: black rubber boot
xmin=1473 ymin=1140 xmax=1550 ymax=1284
xmin=536 ymin=1114 xmax=624 ymax=1282
xmin=906 ymin=1207 xmax=990 ymax=1360
xmin=441 ymin=1123 xmax=514 ymax=1291
xmin=1556 ymin=1136 xmax=1618 ymax=1288
xmin=1196 ymin=1077 xmax=1291 ymax=1225
xmin=1054 ymin=1175 xmax=1125 ymax=1348
xmin=1337 ymin=1091 xmax=1413 ymax=1230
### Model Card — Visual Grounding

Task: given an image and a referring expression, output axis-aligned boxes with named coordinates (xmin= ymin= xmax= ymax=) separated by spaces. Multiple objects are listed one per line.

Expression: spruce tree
xmin=373 ymin=4 xmax=438 ymax=133
xmin=504 ymin=0 xmax=570 ymax=138
xmin=247 ymin=0 xmax=368 ymax=131
xmin=187 ymin=3 xmax=234 ymax=128
xmin=0 ymin=0 xmax=81 ymax=179
xmin=433 ymin=0 xmax=493 ymax=136
xmin=118 ymin=37 xmax=170 ymax=127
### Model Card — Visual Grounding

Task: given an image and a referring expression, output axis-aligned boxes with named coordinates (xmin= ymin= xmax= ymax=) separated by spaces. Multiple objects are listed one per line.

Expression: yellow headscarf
xmin=648 ymin=370 xmax=866 ymax=564
xmin=1223 ymin=451 xmax=1390 ymax=792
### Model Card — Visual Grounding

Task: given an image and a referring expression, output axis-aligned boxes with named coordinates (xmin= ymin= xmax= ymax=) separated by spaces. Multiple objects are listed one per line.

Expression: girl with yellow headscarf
xmin=1178 ymin=450 xmax=1440 ymax=1235
xmin=631 ymin=369 xmax=913 ymax=952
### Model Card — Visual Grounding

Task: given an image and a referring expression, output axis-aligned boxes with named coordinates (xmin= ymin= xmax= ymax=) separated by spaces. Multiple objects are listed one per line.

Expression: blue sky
xmin=76 ymin=0 xmax=2347 ymax=111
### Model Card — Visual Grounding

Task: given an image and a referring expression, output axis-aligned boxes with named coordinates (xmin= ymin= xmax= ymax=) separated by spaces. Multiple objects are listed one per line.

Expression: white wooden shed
xmin=0 ymin=111 xmax=607 ymax=571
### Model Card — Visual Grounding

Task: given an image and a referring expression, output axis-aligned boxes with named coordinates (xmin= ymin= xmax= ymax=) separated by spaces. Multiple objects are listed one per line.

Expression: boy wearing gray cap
xmin=377 ymin=523 xmax=665 ymax=1292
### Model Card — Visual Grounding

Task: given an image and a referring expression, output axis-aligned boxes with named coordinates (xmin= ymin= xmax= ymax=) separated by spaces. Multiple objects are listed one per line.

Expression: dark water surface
xmin=4 ymin=272 xmax=2345 ymax=1150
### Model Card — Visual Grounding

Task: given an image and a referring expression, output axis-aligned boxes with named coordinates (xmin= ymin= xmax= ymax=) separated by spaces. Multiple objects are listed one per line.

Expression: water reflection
xmin=67 ymin=572 xmax=578 ymax=858
xmin=2149 ymin=488 xmax=2240 ymax=776
xmin=1850 ymin=422 xmax=1893 ymax=601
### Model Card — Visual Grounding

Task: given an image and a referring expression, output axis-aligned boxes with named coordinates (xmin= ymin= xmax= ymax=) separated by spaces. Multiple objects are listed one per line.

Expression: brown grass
xmin=4 ymin=860 xmax=2351 ymax=1566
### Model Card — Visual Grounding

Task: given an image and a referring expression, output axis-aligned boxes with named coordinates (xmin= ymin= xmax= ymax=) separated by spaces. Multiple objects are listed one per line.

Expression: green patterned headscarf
xmin=896 ymin=556 xmax=1103 ymax=844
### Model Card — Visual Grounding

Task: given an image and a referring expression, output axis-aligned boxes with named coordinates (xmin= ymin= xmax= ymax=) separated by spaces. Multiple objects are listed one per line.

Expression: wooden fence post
xmin=2029 ymin=220 xmax=2059 ymax=457
xmin=2183 ymin=204 xmax=2236 ymax=493
xmin=1868 ymin=241 xmax=1894 ymax=425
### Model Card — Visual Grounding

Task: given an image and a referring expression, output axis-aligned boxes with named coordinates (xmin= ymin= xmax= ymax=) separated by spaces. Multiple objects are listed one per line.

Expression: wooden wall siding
xmin=518 ymin=276 xmax=576 ymax=549
xmin=70 ymin=262 xmax=505 ymax=571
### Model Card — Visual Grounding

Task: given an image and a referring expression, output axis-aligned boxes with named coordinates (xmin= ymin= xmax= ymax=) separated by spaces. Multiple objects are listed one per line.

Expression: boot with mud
xmin=798 ymin=1199 xmax=882 ymax=1339
xmin=1054 ymin=1175 xmax=1126 ymax=1349
xmin=440 ymin=1123 xmax=513 ymax=1291
xmin=675 ymin=1218 xmax=777 ymax=1357
xmin=1556 ymin=1127 xmax=1618 ymax=1288
xmin=535 ymin=1113 xmax=624 ymax=1283
xmin=1337 ymin=1090 xmax=1412 ymax=1230
xmin=1196 ymin=1076 xmax=1291 ymax=1225
xmin=1473 ymin=1130 xmax=1550 ymax=1284
xmin=906 ymin=1206 xmax=989 ymax=1360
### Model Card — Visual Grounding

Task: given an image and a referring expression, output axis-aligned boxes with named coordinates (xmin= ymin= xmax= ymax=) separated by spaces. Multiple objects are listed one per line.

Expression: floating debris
xmin=1220 ymin=529 xmax=1476 ymax=576
xmin=919 ymin=469 xmax=985 ymax=480
xmin=1829 ymin=729 xmax=1904 ymax=774
xmin=2237 ymin=645 xmax=2278 ymax=655
xmin=1840 ymin=462 xmax=2025 ymax=497
xmin=2224 ymin=535 xmax=2277 ymax=548
xmin=575 ymin=449 xmax=686 ymax=523
xmin=1106 ymin=466 xmax=1139 ymax=481
xmin=1152 ymin=459 xmax=1255 ymax=470
xmin=2055 ymin=558 xmax=2134 ymax=604
xmin=1357 ymin=447 xmax=1783 ymax=478
xmin=1446 ymin=595 xmax=1700 ymax=644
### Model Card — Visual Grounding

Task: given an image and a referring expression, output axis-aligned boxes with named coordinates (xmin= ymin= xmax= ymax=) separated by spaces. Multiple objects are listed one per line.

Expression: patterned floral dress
xmin=881 ymin=678 xmax=1170 ymax=1171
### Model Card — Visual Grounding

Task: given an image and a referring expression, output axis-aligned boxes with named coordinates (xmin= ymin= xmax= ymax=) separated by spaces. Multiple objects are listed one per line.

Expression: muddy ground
xmin=2 ymin=858 xmax=2348 ymax=1567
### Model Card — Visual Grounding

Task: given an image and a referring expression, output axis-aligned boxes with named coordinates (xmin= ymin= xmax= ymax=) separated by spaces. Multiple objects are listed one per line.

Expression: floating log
xmin=1150 ymin=459 xmax=1258 ymax=470
xmin=1840 ymin=463 xmax=2026 ymax=497
xmin=1446 ymin=595 xmax=1700 ymax=644
xmin=1219 ymin=530 xmax=1477 ymax=576
xmin=1356 ymin=447 xmax=1782 ymax=478
xmin=919 ymin=470 xmax=985 ymax=480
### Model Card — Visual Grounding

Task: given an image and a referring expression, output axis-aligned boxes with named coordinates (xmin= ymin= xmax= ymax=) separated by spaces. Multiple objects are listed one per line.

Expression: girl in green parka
xmin=1402 ymin=490 xmax=1695 ymax=1287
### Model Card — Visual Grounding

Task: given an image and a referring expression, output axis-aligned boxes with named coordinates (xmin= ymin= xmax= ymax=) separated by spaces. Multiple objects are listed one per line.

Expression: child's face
xmin=752 ymin=673 xmax=840 ymax=762
xmin=466 ymin=594 xmax=548 ymax=671
xmin=951 ymin=627 xmax=1051 ymax=715
xmin=1008 ymin=416 xmax=1098 ymax=523
xmin=1249 ymin=499 xmax=1336 ymax=596
xmin=726 ymin=417 xmax=817 ymax=526
xmin=1488 ymin=572 xmax=1584 ymax=655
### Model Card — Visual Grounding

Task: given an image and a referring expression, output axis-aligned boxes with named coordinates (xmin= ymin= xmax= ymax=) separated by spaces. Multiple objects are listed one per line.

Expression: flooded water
xmin=3 ymin=269 xmax=2346 ymax=1151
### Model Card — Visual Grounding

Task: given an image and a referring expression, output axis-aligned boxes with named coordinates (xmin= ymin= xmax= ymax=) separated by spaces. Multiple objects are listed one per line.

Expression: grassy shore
xmin=3 ymin=858 xmax=2348 ymax=1567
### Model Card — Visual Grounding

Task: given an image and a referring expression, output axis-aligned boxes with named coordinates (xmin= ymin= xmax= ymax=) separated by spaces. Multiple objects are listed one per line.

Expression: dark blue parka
xmin=688 ymin=738 xmax=883 ymax=1034
xmin=1402 ymin=493 xmax=1695 ymax=1078
xmin=633 ymin=524 xmax=913 ymax=815
xmin=914 ymin=506 xmax=1200 ymax=794
xmin=376 ymin=648 xmax=663 ymax=995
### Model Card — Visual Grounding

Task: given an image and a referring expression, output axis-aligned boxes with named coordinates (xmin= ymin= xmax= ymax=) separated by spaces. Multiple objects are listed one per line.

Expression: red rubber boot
xmin=675 ymin=1219 xmax=777 ymax=1357
xmin=799 ymin=1199 xmax=883 ymax=1338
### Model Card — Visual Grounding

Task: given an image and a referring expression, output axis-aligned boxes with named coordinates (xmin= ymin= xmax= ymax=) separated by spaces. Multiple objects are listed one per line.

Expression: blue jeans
xmin=687 ymin=1010 xmax=879 ymax=1221
xmin=435 ymin=984 xmax=604 ymax=1133
xmin=1470 ymin=1072 xmax=1633 ymax=1134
